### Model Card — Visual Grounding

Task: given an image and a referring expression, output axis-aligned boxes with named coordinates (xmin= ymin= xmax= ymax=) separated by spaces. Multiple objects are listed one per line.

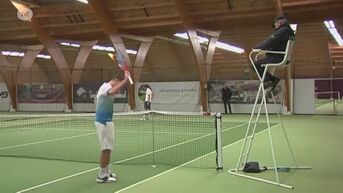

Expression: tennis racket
xmin=116 ymin=53 xmax=133 ymax=85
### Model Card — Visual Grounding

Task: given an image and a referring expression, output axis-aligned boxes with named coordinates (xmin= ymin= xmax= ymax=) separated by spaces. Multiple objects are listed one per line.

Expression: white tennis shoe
xmin=96 ymin=173 xmax=117 ymax=183
xmin=109 ymin=173 xmax=117 ymax=181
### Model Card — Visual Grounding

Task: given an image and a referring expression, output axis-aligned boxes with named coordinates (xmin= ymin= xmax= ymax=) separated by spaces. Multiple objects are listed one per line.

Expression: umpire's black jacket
xmin=255 ymin=23 xmax=295 ymax=59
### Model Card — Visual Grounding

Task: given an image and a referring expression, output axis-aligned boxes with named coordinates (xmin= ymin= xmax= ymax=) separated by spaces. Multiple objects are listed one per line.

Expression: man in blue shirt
xmin=94 ymin=71 xmax=130 ymax=183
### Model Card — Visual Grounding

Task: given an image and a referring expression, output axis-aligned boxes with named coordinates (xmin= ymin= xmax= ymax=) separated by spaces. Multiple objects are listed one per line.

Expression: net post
xmin=215 ymin=112 xmax=223 ymax=170
xmin=150 ymin=111 xmax=156 ymax=167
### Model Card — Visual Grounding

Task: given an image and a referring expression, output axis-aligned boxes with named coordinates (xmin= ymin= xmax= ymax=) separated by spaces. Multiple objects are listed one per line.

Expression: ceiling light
xmin=324 ymin=20 xmax=343 ymax=46
xmin=174 ymin=32 xmax=244 ymax=54
xmin=60 ymin=42 xmax=71 ymax=46
xmin=70 ymin=43 xmax=80 ymax=48
xmin=60 ymin=41 xmax=137 ymax=55
xmin=1 ymin=51 xmax=51 ymax=59
xmin=75 ymin=0 xmax=88 ymax=4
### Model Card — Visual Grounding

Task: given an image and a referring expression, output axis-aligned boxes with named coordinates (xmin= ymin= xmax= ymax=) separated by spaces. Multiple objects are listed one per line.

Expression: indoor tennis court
xmin=1 ymin=114 xmax=342 ymax=193
xmin=1 ymin=0 xmax=343 ymax=193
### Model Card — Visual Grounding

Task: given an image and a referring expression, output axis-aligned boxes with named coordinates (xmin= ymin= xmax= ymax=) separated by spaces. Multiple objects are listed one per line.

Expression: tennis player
xmin=144 ymin=86 xmax=153 ymax=111
xmin=94 ymin=71 xmax=130 ymax=183
xmin=141 ymin=86 xmax=153 ymax=120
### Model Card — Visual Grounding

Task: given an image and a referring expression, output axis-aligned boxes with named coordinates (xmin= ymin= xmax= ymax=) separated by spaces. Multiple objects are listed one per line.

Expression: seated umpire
xmin=253 ymin=16 xmax=295 ymax=91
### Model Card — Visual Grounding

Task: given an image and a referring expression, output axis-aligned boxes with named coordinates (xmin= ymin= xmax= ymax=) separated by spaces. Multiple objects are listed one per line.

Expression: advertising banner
xmin=17 ymin=83 xmax=65 ymax=103
xmin=73 ymin=83 xmax=128 ymax=103
xmin=208 ymin=80 xmax=282 ymax=104
xmin=136 ymin=82 xmax=200 ymax=104
xmin=315 ymin=79 xmax=343 ymax=99
xmin=0 ymin=83 xmax=10 ymax=110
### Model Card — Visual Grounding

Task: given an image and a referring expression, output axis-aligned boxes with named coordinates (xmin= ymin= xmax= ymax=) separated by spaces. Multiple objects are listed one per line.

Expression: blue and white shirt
xmin=95 ymin=83 xmax=114 ymax=125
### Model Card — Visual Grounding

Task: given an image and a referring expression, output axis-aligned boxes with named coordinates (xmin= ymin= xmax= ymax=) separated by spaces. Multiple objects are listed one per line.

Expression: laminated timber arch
xmin=174 ymin=0 xmax=220 ymax=112
xmin=89 ymin=0 xmax=154 ymax=110
xmin=0 ymin=45 xmax=43 ymax=110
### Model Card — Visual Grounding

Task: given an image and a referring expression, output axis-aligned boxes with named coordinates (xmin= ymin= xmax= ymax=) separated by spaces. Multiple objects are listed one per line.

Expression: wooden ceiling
xmin=1 ymin=0 xmax=342 ymax=43
xmin=1 ymin=0 xmax=343 ymax=81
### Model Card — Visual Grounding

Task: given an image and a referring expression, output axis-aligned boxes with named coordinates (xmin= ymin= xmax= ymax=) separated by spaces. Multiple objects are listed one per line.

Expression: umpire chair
xmin=228 ymin=36 xmax=311 ymax=189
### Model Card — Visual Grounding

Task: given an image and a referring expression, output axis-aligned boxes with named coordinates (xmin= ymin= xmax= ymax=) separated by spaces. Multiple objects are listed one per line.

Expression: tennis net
xmin=0 ymin=111 xmax=222 ymax=169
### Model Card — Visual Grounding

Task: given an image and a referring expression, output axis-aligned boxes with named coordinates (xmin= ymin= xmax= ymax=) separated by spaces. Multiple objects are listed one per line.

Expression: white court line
xmin=114 ymin=123 xmax=280 ymax=193
xmin=316 ymin=102 xmax=332 ymax=110
xmin=15 ymin=122 xmax=248 ymax=193
xmin=117 ymin=130 xmax=213 ymax=136
xmin=1 ymin=127 xmax=233 ymax=151
xmin=16 ymin=167 xmax=100 ymax=193
xmin=0 ymin=132 xmax=96 ymax=150
xmin=313 ymin=115 xmax=343 ymax=118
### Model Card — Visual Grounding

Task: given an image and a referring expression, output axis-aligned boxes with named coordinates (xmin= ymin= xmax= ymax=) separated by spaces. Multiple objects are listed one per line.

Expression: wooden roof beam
xmin=196 ymin=29 xmax=221 ymax=38
xmin=33 ymin=1 xmax=174 ymax=18
xmin=10 ymin=0 xmax=73 ymax=109
xmin=0 ymin=44 xmax=43 ymax=110
xmin=0 ymin=26 xmax=30 ymax=32
xmin=0 ymin=34 xmax=36 ymax=41
xmin=28 ymin=17 xmax=73 ymax=110
xmin=19 ymin=48 xmax=42 ymax=68
xmin=72 ymin=40 xmax=98 ymax=83
xmin=115 ymin=15 xmax=180 ymax=23
xmin=196 ymin=28 xmax=221 ymax=80
xmin=42 ymin=21 xmax=99 ymax=28
xmin=89 ymin=0 xmax=154 ymax=110
xmin=33 ymin=2 xmax=90 ymax=18
xmin=34 ymin=10 xmax=92 ymax=18
xmin=89 ymin=0 xmax=135 ymax=110
xmin=121 ymin=34 xmax=154 ymax=43
xmin=194 ymin=10 xmax=276 ymax=22
xmin=119 ymin=35 xmax=154 ymax=83
xmin=124 ymin=46 xmax=153 ymax=104
xmin=0 ymin=44 xmax=43 ymax=51
xmin=28 ymin=18 xmax=69 ymax=70
xmin=284 ymin=2 xmax=343 ymax=11
xmin=174 ymin=0 xmax=221 ymax=112
xmin=185 ymin=0 xmax=223 ymax=5
xmin=274 ymin=0 xmax=284 ymax=15
xmin=108 ymin=2 xmax=175 ymax=12
xmin=132 ymin=41 xmax=153 ymax=83
xmin=283 ymin=0 xmax=340 ymax=7
xmin=88 ymin=0 xmax=130 ymax=62
xmin=190 ymin=7 xmax=273 ymax=17
xmin=205 ymin=35 xmax=220 ymax=79
xmin=0 ymin=53 xmax=17 ymax=110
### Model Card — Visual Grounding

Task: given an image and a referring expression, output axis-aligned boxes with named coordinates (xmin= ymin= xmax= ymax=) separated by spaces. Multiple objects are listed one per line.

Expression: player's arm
xmin=107 ymin=71 xmax=130 ymax=96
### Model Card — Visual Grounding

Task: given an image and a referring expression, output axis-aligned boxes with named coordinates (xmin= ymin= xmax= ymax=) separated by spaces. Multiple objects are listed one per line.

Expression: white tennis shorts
xmin=95 ymin=121 xmax=115 ymax=150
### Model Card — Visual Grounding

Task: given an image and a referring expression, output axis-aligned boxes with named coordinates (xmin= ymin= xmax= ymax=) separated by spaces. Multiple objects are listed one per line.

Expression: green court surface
xmin=1 ymin=114 xmax=342 ymax=193
xmin=315 ymin=99 xmax=343 ymax=115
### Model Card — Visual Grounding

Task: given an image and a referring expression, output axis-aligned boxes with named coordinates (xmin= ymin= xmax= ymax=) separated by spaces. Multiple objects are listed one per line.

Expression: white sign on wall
xmin=0 ymin=83 xmax=10 ymax=111
xmin=135 ymin=82 xmax=200 ymax=104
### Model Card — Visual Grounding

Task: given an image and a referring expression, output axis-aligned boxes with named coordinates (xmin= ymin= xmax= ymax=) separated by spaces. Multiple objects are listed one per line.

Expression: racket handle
xmin=128 ymin=75 xmax=133 ymax=85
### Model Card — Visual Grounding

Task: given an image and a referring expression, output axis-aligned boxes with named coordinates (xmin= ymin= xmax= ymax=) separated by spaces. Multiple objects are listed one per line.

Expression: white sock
xmin=105 ymin=165 xmax=111 ymax=175
xmin=98 ymin=167 xmax=107 ymax=178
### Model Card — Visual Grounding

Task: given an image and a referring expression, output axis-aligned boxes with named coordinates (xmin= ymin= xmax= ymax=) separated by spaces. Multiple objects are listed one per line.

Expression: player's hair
xmin=111 ymin=71 xmax=124 ymax=81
